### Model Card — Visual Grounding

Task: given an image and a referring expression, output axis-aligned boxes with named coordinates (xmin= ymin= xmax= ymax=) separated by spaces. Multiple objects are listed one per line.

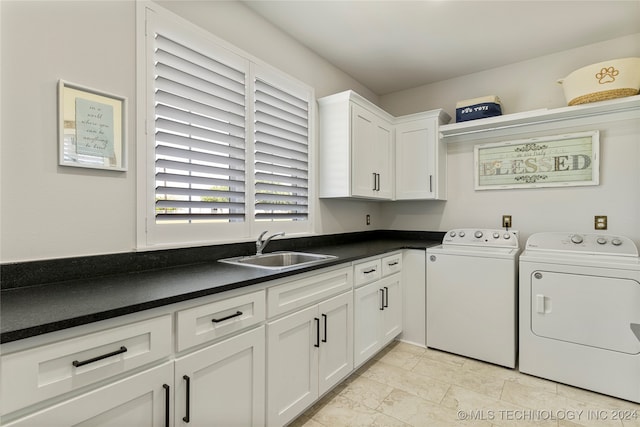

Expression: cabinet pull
xmin=211 ymin=310 xmax=243 ymax=323
xmin=314 ymin=317 xmax=320 ymax=348
xmin=321 ymin=313 xmax=328 ymax=343
xmin=372 ymin=172 xmax=377 ymax=191
xmin=383 ymin=286 xmax=389 ymax=308
xmin=183 ymin=375 xmax=191 ymax=423
xmin=429 ymin=175 xmax=433 ymax=193
xmin=380 ymin=289 xmax=385 ymax=311
xmin=387 ymin=261 xmax=399 ymax=267
xmin=72 ymin=346 xmax=127 ymax=367
xmin=377 ymin=173 xmax=381 ymax=191
xmin=363 ymin=268 xmax=377 ymax=274
xmin=163 ymin=384 xmax=170 ymax=427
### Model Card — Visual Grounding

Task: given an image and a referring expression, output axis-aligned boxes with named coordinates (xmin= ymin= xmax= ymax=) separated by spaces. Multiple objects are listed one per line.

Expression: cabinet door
xmin=175 ymin=326 xmax=265 ymax=427
xmin=4 ymin=362 xmax=173 ymax=427
xmin=351 ymin=103 xmax=378 ymax=198
xmin=354 ymin=281 xmax=384 ymax=367
xmin=395 ymin=119 xmax=436 ymax=200
xmin=380 ymin=274 xmax=403 ymax=346
xmin=373 ymin=119 xmax=394 ymax=199
xmin=267 ymin=305 xmax=319 ymax=427
xmin=318 ymin=292 xmax=353 ymax=395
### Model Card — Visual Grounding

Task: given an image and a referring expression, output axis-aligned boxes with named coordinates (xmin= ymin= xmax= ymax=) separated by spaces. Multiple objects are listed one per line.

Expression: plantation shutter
xmin=153 ymin=33 xmax=247 ymax=223
xmin=254 ymin=79 xmax=309 ymax=221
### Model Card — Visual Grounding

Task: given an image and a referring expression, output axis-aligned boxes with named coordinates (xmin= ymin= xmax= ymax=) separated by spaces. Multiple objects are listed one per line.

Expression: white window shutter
xmin=153 ymin=34 xmax=247 ymax=223
xmin=254 ymin=78 xmax=309 ymax=222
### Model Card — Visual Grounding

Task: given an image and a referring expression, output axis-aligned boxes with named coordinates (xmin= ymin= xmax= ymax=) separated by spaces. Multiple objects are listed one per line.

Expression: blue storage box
xmin=455 ymin=96 xmax=502 ymax=122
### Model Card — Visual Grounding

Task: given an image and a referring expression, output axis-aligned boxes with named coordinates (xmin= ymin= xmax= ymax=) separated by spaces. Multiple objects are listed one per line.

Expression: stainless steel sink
xmin=219 ymin=251 xmax=337 ymax=270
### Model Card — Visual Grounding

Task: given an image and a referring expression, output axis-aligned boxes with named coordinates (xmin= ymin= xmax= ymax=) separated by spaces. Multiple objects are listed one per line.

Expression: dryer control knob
xmin=612 ymin=238 xmax=622 ymax=246
xmin=597 ymin=237 xmax=607 ymax=245
xmin=459 ymin=231 xmax=465 ymax=237
xmin=449 ymin=231 xmax=456 ymax=237
xmin=503 ymin=233 xmax=511 ymax=239
xmin=474 ymin=231 xmax=483 ymax=238
xmin=571 ymin=234 xmax=584 ymax=244
xmin=493 ymin=232 xmax=500 ymax=239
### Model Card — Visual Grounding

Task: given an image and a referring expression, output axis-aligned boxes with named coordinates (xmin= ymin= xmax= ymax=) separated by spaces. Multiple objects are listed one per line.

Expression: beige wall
xmin=1 ymin=0 xmax=638 ymax=262
xmin=380 ymin=33 xmax=640 ymax=118
xmin=1 ymin=1 xmax=137 ymax=262
xmin=0 ymin=1 xmax=380 ymax=262
xmin=380 ymin=33 xmax=640 ymax=246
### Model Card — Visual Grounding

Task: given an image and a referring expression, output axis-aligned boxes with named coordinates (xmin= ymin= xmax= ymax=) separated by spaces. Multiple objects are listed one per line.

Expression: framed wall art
xmin=58 ymin=80 xmax=127 ymax=171
xmin=474 ymin=131 xmax=599 ymax=190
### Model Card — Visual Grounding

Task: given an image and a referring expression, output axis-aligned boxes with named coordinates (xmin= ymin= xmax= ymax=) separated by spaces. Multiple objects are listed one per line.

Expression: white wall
xmin=0 ymin=1 xmax=379 ymax=262
xmin=380 ymin=34 xmax=640 ymax=246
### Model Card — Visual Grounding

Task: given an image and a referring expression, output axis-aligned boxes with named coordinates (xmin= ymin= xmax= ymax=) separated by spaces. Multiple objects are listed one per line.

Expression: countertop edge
xmin=1 ymin=238 xmax=441 ymax=344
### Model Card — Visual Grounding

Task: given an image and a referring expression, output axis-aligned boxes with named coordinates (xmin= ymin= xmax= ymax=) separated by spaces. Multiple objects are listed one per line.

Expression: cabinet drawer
xmin=382 ymin=253 xmax=402 ymax=277
xmin=176 ymin=290 xmax=265 ymax=352
xmin=268 ymin=266 xmax=352 ymax=318
xmin=1 ymin=315 xmax=172 ymax=415
xmin=354 ymin=259 xmax=381 ymax=287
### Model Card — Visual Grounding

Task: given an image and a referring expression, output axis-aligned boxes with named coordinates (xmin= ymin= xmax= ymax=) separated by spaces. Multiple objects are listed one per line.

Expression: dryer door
xmin=531 ymin=271 xmax=640 ymax=354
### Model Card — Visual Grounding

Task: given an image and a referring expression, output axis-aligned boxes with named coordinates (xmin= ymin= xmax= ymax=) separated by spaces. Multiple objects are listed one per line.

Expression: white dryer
xmin=519 ymin=232 xmax=640 ymax=403
xmin=427 ymin=229 xmax=520 ymax=368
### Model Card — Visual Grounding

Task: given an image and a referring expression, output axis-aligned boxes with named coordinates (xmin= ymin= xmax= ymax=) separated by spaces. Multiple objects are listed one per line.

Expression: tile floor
xmin=290 ymin=341 xmax=640 ymax=427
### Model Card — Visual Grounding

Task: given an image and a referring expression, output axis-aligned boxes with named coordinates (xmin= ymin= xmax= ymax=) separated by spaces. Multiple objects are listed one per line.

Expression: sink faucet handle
xmin=256 ymin=231 xmax=285 ymax=255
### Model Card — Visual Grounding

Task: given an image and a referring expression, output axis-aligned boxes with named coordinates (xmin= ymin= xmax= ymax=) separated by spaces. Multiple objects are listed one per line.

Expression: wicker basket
xmin=558 ymin=57 xmax=640 ymax=106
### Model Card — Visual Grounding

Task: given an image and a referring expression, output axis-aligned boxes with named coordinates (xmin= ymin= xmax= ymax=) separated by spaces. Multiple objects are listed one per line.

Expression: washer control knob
xmin=571 ymin=234 xmax=584 ymax=244
xmin=612 ymin=238 xmax=623 ymax=246
xmin=493 ymin=232 xmax=500 ymax=239
xmin=474 ymin=231 xmax=483 ymax=238
xmin=449 ymin=231 xmax=456 ymax=237
xmin=503 ymin=233 xmax=511 ymax=240
xmin=459 ymin=231 xmax=465 ymax=237
xmin=597 ymin=237 xmax=607 ymax=245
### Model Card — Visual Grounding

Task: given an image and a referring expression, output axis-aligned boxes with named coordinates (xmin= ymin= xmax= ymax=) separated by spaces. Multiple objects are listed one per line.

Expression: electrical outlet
xmin=366 ymin=214 xmax=371 ymax=226
xmin=595 ymin=215 xmax=607 ymax=230
xmin=502 ymin=215 xmax=512 ymax=228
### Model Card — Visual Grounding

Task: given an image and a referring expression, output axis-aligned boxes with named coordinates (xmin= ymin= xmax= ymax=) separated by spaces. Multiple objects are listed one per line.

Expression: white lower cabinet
xmin=266 ymin=291 xmax=353 ymax=427
xmin=174 ymin=326 xmax=265 ymax=427
xmin=2 ymin=255 xmax=410 ymax=427
xmin=354 ymin=273 xmax=402 ymax=368
xmin=4 ymin=361 xmax=173 ymax=427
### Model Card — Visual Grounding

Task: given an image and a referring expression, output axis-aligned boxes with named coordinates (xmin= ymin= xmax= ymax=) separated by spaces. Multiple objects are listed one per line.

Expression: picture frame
xmin=474 ymin=130 xmax=599 ymax=190
xmin=58 ymin=80 xmax=127 ymax=171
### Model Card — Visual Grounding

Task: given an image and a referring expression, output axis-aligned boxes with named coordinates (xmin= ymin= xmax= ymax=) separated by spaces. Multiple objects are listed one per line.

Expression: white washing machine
xmin=519 ymin=232 xmax=640 ymax=403
xmin=427 ymin=228 xmax=520 ymax=368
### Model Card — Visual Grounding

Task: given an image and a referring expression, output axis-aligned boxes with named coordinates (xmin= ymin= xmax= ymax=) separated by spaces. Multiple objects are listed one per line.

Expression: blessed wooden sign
xmin=474 ymin=131 xmax=599 ymax=190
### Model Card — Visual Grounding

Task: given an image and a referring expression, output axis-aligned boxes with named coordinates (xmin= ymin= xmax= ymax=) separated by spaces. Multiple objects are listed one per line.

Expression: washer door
xmin=531 ymin=271 xmax=640 ymax=354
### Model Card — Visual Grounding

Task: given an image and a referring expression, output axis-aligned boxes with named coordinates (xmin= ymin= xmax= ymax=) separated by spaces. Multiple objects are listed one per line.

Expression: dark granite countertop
xmin=1 ymin=231 xmax=443 ymax=344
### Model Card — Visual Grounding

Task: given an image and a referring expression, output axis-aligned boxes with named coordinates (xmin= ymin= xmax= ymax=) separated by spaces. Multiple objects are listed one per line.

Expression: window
xmin=139 ymin=5 xmax=313 ymax=248
xmin=254 ymin=77 xmax=309 ymax=223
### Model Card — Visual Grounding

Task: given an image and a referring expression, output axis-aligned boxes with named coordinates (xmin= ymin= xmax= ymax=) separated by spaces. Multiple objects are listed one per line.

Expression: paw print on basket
xmin=595 ymin=66 xmax=619 ymax=84
xmin=558 ymin=57 xmax=640 ymax=106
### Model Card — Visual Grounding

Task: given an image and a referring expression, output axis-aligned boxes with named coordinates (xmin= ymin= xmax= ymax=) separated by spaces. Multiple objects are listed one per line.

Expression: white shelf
xmin=440 ymin=95 xmax=640 ymax=142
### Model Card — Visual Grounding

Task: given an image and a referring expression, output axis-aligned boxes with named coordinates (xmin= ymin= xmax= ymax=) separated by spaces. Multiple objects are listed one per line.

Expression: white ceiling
xmin=242 ymin=0 xmax=640 ymax=95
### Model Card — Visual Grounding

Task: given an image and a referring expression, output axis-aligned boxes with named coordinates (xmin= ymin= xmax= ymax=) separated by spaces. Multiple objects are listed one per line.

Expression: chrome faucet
xmin=256 ymin=231 xmax=285 ymax=255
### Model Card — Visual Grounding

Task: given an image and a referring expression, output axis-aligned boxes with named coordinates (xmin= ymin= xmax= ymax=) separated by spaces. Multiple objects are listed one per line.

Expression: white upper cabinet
xmin=395 ymin=110 xmax=451 ymax=200
xmin=318 ymin=91 xmax=395 ymax=200
xmin=318 ymin=90 xmax=450 ymax=201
